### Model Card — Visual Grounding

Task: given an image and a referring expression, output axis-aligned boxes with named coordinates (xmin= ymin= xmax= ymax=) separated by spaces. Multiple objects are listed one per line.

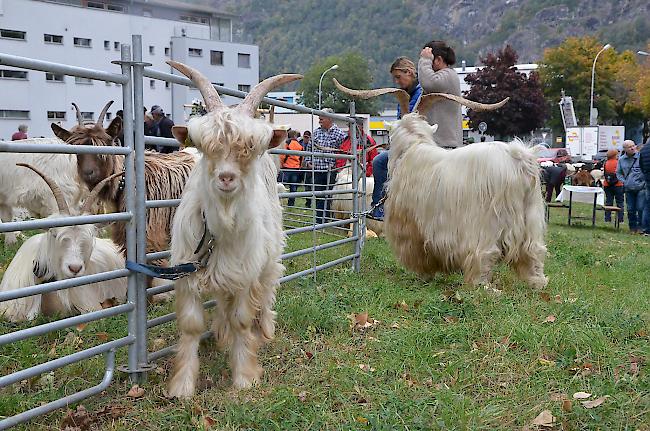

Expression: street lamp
xmin=318 ymin=64 xmax=339 ymax=110
xmin=589 ymin=43 xmax=612 ymax=126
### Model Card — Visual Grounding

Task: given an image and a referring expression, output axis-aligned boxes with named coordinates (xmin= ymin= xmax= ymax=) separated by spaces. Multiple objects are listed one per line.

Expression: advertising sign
xmin=566 ymin=127 xmax=581 ymax=158
xmin=582 ymin=127 xmax=599 ymax=159
xmin=597 ymin=126 xmax=625 ymax=151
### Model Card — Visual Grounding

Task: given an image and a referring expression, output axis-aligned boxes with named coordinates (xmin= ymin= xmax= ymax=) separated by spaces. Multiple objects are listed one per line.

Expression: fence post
xmin=350 ymin=102 xmax=362 ymax=272
xmin=116 ymin=44 xmax=140 ymax=381
xmin=131 ymin=34 xmax=153 ymax=379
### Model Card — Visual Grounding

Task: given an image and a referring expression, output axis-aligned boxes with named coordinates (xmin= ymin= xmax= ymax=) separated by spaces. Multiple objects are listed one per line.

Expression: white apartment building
xmin=0 ymin=0 xmax=259 ymax=139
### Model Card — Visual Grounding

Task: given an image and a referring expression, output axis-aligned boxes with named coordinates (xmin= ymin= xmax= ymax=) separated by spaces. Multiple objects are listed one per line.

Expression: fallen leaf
xmin=390 ymin=322 xmax=400 ymax=329
xmin=538 ymin=358 xmax=556 ymax=366
xmin=572 ymin=392 xmax=592 ymax=399
xmin=356 ymin=417 xmax=369 ymax=425
xmin=562 ymin=399 xmax=572 ymax=412
xmin=539 ymin=292 xmax=551 ymax=302
xmin=355 ymin=311 xmax=369 ymax=326
xmin=202 ymin=415 xmax=217 ymax=429
xmin=75 ymin=323 xmax=88 ymax=332
xmin=636 ymin=329 xmax=647 ymax=337
xmin=95 ymin=405 xmax=127 ymax=420
xmin=443 ymin=315 xmax=459 ymax=324
xmin=297 ymin=391 xmax=307 ymax=402
xmin=96 ymin=332 xmax=109 ymax=342
xmin=543 ymin=315 xmax=556 ymax=324
xmin=531 ymin=409 xmax=555 ymax=427
xmin=127 ymin=384 xmax=145 ymax=398
xmin=305 ymin=351 xmax=314 ymax=360
xmin=554 ymin=294 xmax=562 ymax=304
xmin=60 ymin=405 xmax=93 ymax=431
xmin=581 ymin=395 xmax=609 ymax=409
xmin=394 ymin=300 xmax=409 ymax=312
xmin=358 ymin=364 xmax=375 ymax=372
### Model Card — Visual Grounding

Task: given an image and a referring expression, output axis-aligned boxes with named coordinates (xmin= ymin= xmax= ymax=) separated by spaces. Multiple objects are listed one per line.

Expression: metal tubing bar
xmin=0 ymin=212 xmax=131 ymax=233
xmin=143 ymin=67 xmax=355 ymax=123
xmin=285 ymin=218 xmax=356 ymax=235
xmin=132 ymin=34 xmax=150 ymax=376
xmin=146 ymin=300 xmax=217 ymax=329
xmin=350 ymin=102 xmax=361 ymax=272
xmin=0 ymin=350 xmax=118 ymax=431
xmin=278 ymin=189 xmax=357 ymax=199
xmin=146 ymin=251 xmax=170 ymax=261
xmin=119 ymin=43 xmax=140 ymax=380
xmin=281 ymin=236 xmax=357 ymax=260
xmin=0 ymin=142 xmax=131 ymax=155
xmin=0 ymin=304 xmax=133 ymax=346
xmin=279 ymin=254 xmax=358 ymax=284
xmin=145 ymin=199 xmax=181 ymax=208
xmin=143 ymin=136 xmax=178 ymax=147
xmin=271 ymin=148 xmax=355 ymax=160
xmin=146 ymin=282 xmax=175 ymax=296
xmin=0 ymin=52 xmax=127 ymax=84
xmin=0 ymin=269 xmax=129 ymax=302
xmin=0 ymin=336 xmax=133 ymax=389
xmin=147 ymin=331 xmax=212 ymax=363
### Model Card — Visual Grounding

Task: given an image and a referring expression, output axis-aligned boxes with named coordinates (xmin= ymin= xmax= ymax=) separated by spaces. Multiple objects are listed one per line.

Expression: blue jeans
xmin=371 ymin=150 xmax=389 ymax=206
xmin=604 ymin=185 xmax=624 ymax=222
xmin=644 ymin=180 xmax=650 ymax=233
xmin=625 ymin=188 xmax=646 ymax=231
xmin=282 ymin=170 xmax=303 ymax=207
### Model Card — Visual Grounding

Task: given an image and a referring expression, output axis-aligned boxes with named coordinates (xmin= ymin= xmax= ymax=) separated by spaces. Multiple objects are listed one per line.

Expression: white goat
xmin=164 ymin=61 xmax=299 ymax=398
xmin=335 ymin=80 xmax=547 ymax=289
xmin=0 ymin=138 xmax=86 ymax=245
xmin=331 ymin=166 xmax=383 ymax=236
xmin=0 ymin=164 xmax=126 ymax=322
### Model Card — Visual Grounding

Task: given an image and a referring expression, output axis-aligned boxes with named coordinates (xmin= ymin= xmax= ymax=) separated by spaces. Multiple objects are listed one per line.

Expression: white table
xmin=556 ymin=185 xmax=605 ymax=226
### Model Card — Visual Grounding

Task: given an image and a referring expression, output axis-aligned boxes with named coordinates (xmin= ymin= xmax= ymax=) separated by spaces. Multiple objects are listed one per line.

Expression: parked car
xmin=536 ymin=148 xmax=571 ymax=164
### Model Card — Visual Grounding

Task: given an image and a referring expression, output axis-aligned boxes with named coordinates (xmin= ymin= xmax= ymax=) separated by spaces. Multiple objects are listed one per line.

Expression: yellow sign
xmin=369 ymin=121 xmax=385 ymax=130
xmin=462 ymin=120 xmax=470 ymax=130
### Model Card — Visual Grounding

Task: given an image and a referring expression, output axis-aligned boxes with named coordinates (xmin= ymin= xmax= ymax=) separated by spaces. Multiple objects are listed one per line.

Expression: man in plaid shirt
xmin=304 ymin=108 xmax=347 ymax=225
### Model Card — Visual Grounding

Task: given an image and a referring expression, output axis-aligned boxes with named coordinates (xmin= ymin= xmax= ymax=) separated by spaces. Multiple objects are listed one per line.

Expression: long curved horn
xmin=333 ymin=78 xmax=410 ymax=117
xmin=96 ymin=100 xmax=114 ymax=126
xmin=16 ymin=163 xmax=70 ymax=215
xmin=167 ymin=61 xmax=224 ymax=112
xmin=80 ymin=171 xmax=123 ymax=215
xmin=71 ymin=103 xmax=84 ymax=125
xmin=414 ymin=93 xmax=509 ymax=115
xmin=238 ymin=74 xmax=303 ymax=117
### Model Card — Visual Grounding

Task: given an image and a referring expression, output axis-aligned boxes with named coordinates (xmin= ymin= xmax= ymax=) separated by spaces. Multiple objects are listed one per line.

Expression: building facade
xmin=0 ymin=0 xmax=259 ymax=139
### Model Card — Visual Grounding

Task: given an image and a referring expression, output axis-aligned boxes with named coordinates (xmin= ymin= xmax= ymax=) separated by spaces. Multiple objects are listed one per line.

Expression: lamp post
xmin=589 ymin=43 xmax=612 ymax=126
xmin=318 ymin=64 xmax=339 ymax=110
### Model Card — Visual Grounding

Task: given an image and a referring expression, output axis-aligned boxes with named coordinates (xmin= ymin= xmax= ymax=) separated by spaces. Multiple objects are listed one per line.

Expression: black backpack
xmin=604 ymin=170 xmax=618 ymax=185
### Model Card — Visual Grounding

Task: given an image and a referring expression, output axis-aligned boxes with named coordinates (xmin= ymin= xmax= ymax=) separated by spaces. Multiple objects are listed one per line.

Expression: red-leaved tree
xmin=464 ymin=45 xmax=547 ymax=139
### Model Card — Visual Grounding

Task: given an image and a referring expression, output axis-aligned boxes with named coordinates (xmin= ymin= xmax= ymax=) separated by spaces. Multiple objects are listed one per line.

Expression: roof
xmin=130 ymin=0 xmax=238 ymax=17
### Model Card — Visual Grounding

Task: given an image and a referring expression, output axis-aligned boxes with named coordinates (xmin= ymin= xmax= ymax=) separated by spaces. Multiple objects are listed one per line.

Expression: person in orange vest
xmin=602 ymin=148 xmax=624 ymax=224
xmin=279 ymin=130 xmax=304 ymax=206
xmin=335 ymin=124 xmax=379 ymax=176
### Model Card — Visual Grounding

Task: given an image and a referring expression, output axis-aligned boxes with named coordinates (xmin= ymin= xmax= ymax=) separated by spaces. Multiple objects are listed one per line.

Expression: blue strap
xmin=125 ymin=260 xmax=200 ymax=280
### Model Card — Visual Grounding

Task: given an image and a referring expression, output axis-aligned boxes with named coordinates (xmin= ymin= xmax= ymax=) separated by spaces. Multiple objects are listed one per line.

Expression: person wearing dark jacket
xmin=146 ymin=105 xmax=175 ymax=153
xmin=616 ymin=140 xmax=646 ymax=232
xmin=542 ymin=164 xmax=567 ymax=202
xmin=639 ymin=141 xmax=650 ymax=234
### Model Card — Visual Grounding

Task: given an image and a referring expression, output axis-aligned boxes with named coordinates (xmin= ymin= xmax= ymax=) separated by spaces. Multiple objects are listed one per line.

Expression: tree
xmin=635 ymin=43 xmax=650 ymax=144
xmin=464 ymin=45 xmax=547 ymax=139
xmin=297 ymin=52 xmax=380 ymax=115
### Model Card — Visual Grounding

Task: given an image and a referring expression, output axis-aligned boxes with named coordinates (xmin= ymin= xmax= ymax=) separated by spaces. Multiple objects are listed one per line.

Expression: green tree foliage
xmin=464 ymin=45 xmax=548 ymax=139
xmin=297 ymin=52 xmax=380 ymax=114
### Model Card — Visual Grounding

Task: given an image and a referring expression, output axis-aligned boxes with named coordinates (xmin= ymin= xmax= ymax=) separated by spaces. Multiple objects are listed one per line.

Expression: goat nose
xmin=219 ymin=172 xmax=235 ymax=184
xmin=68 ymin=264 xmax=82 ymax=274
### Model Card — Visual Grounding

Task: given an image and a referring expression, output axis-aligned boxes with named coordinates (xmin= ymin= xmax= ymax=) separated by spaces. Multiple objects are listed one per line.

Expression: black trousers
xmin=309 ymin=171 xmax=337 ymax=225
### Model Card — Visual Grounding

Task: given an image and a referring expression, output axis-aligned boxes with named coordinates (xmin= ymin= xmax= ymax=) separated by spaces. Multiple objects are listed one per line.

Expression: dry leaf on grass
xmin=538 ymin=357 xmax=556 ymax=366
xmin=531 ymin=409 xmax=555 ymax=427
xmin=539 ymin=292 xmax=551 ymax=302
xmin=394 ymin=300 xmax=409 ymax=312
xmin=356 ymin=417 xmax=369 ymax=425
xmin=202 ymin=416 xmax=217 ymax=429
xmin=553 ymin=294 xmax=562 ymax=303
xmin=126 ymin=384 xmax=145 ymax=398
xmin=542 ymin=315 xmax=556 ymax=324
xmin=390 ymin=322 xmax=400 ymax=329
xmin=562 ymin=399 xmax=572 ymax=412
xmin=358 ymin=364 xmax=375 ymax=372
xmin=96 ymin=332 xmax=109 ymax=342
xmin=60 ymin=405 xmax=92 ymax=431
xmin=75 ymin=323 xmax=88 ymax=332
xmin=572 ymin=391 xmax=592 ymax=399
xmin=581 ymin=395 xmax=609 ymax=409
xmin=297 ymin=391 xmax=307 ymax=402
xmin=95 ymin=405 xmax=127 ymax=420
xmin=349 ymin=312 xmax=379 ymax=330
xmin=443 ymin=315 xmax=459 ymax=324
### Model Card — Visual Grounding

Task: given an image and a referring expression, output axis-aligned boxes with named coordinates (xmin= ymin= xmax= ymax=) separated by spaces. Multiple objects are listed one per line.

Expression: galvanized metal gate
xmin=0 ymin=35 xmax=366 ymax=429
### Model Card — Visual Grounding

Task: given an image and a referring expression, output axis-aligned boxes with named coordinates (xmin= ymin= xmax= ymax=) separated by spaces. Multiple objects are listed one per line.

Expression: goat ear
xmin=106 ymin=117 xmax=122 ymax=139
xmin=172 ymin=125 xmax=191 ymax=147
xmin=269 ymin=128 xmax=288 ymax=149
xmin=51 ymin=123 xmax=72 ymax=142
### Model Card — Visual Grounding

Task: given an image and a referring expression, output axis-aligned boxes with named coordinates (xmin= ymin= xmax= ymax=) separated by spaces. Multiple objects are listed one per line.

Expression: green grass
xmin=1 ymin=203 xmax=649 ymax=430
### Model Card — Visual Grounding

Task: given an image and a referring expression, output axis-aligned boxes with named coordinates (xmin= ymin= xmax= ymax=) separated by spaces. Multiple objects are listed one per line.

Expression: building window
xmin=238 ymin=53 xmax=251 ymax=69
xmin=75 ymin=76 xmax=93 ymax=85
xmin=74 ymin=37 xmax=92 ymax=48
xmin=180 ymin=15 xmax=208 ymax=25
xmin=114 ymin=41 xmax=120 ymax=51
xmin=238 ymin=84 xmax=251 ymax=93
xmin=210 ymin=50 xmax=224 ymax=66
xmin=0 ymin=29 xmax=26 ymax=40
xmin=164 ymin=47 xmax=170 ymax=56
xmin=143 ymin=8 xmax=153 ymax=17
xmin=81 ymin=112 xmax=94 ymax=121
xmin=165 ymin=81 xmax=170 ymax=89
xmin=87 ymin=1 xmax=105 ymax=9
xmin=105 ymin=112 xmax=112 ymax=120
xmin=188 ymin=48 xmax=202 ymax=57
xmin=44 ymin=34 xmax=63 ymax=44
xmin=107 ymin=4 xmax=124 ymax=12
xmin=45 ymin=73 xmax=65 ymax=82
xmin=0 ymin=110 xmax=30 ymax=119
xmin=0 ymin=69 xmax=28 ymax=80
xmin=47 ymin=111 xmax=66 ymax=121
xmin=104 ymin=40 xmax=110 ymax=50
xmin=149 ymin=80 xmax=155 ymax=89
xmin=149 ymin=45 xmax=155 ymax=55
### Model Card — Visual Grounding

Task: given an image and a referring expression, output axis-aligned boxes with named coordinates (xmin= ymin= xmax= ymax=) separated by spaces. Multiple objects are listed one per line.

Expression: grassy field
xmin=1 ymin=204 xmax=649 ymax=430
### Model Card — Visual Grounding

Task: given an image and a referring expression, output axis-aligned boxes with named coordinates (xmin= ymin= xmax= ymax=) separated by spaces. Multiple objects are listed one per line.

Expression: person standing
xmin=603 ymin=149 xmax=625 ymax=225
xmin=279 ymin=130 xmax=304 ymax=207
xmin=336 ymin=124 xmax=379 ymax=176
xmin=638 ymin=140 xmax=650 ymax=234
xmin=418 ymin=40 xmax=462 ymax=148
xmin=11 ymin=124 xmax=28 ymax=141
xmin=304 ymin=108 xmax=346 ymax=225
xmin=617 ymin=140 xmax=646 ymax=233
xmin=369 ymin=57 xmax=422 ymax=220
xmin=147 ymin=105 xmax=175 ymax=153
xmin=300 ymin=131 xmax=314 ymax=208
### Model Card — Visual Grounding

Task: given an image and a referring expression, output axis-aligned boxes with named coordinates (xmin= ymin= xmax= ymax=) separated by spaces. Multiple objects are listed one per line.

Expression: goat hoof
xmin=167 ymin=376 xmax=196 ymax=399
xmin=232 ymin=374 xmax=259 ymax=390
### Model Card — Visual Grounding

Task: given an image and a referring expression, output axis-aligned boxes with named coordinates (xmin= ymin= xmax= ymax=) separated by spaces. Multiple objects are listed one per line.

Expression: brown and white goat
xmin=164 ymin=61 xmax=299 ymax=398
xmin=51 ymin=102 xmax=196 ymax=265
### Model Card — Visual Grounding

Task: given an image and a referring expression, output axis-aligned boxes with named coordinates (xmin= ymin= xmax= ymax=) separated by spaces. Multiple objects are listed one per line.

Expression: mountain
xmin=193 ymin=0 xmax=650 ymax=86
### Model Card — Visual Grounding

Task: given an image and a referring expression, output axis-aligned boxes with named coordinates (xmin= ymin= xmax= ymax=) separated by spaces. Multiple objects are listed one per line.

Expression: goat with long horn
xmin=164 ymin=61 xmax=301 ymax=398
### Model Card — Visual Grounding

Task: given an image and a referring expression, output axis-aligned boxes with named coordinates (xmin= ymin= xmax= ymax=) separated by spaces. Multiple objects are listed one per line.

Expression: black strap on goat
xmin=126 ymin=215 xmax=213 ymax=281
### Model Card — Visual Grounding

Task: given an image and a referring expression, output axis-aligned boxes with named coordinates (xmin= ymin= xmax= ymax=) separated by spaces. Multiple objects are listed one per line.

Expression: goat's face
xmin=173 ymin=111 xmax=286 ymax=197
xmin=47 ymin=224 xmax=96 ymax=279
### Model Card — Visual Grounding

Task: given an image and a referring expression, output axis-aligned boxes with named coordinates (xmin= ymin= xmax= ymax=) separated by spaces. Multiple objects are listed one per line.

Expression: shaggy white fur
xmin=331 ymin=166 xmax=383 ymax=236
